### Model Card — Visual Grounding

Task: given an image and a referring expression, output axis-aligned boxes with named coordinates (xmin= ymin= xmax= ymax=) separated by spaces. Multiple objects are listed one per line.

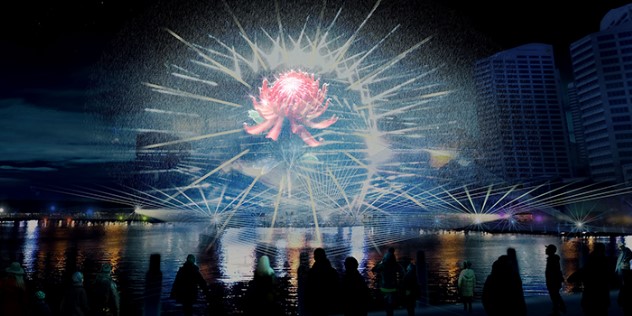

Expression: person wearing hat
xmin=545 ymin=244 xmax=566 ymax=316
xmin=90 ymin=263 xmax=120 ymax=316
xmin=60 ymin=271 xmax=89 ymax=316
xmin=32 ymin=290 xmax=52 ymax=316
xmin=170 ymin=254 xmax=209 ymax=316
xmin=0 ymin=261 xmax=28 ymax=316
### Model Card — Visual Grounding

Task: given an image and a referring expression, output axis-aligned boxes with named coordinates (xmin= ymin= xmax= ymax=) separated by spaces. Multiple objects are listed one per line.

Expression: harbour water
xmin=0 ymin=220 xmax=628 ymax=315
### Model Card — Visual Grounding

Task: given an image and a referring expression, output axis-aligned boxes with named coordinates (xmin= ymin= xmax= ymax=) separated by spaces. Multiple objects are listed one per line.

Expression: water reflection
xmin=0 ymin=221 xmax=629 ymax=314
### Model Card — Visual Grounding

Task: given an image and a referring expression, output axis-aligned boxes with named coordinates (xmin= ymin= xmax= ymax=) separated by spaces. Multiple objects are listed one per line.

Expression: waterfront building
xmin=474 ymin=43 xmax=571 ymax=182
xmin=569 ymin=3 xmax=632 ymax=183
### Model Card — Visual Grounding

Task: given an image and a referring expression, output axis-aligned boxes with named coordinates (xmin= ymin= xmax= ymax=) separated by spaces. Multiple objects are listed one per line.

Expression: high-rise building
xmin=565 ymin=82 xmax=590 ymax=176
xmin=474 ymin=43 xmax=571 ymax=181
xmin=569 ymin=4 xmax=632 ymax=182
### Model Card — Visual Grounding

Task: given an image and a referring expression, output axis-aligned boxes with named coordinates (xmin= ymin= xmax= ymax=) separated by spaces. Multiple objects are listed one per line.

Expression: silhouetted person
xmin=545 ymin=244 xmax=566 ymax=316
xmin=507 ymin=247 xmax=526 ymax=311
xmin=482 ymin=255 xmax=526 ymax=316
xmin=616 ymin=242 xmax=632 ymax=286
xmin=306 ymin=247 xmax=340 ymax=316
xmin=170 ymin=254 xmax=208 ymax=316
xmin=32 ymin=290 xmax=52 ymax=316
xmin=297 ymin=251 xmax=310 ymax=316
xmin=416 ymin=250 xmax=429 ymax=306
xmin=90 ymin=263 xmax=120 ymax=316
xmin=244 ymin=255 xmax=282 ymax=316
xmin=402 ymin=261 xmax=419 ymax=316
xmin=0 ymin=261 xmax=28 ymax=316
xmin=457 ymin=260 xmax=476 ymax=313
xmin=372 ymin=247 xmax=404 ymax=316
xmin=60 ymin=271 xmax=90 ymax=316
xmin=567 ymin=242 xmax=611 ymax=316
xmin=144 ymin=253 xmax=163 ymax=316
xmin=506 ymin=247 xmax=520 ymax=278
xmin=619 ymin=269 xmax=632 ymax=316
xmin=341 ymin=256 xmax=369 ymax=316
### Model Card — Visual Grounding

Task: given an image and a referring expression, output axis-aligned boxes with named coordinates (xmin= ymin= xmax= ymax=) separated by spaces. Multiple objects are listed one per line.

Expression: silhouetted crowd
xmin=1 ymin=260 xmax=120 ymax=316
xmin=3 ymin=240 xmax=632 ymax=316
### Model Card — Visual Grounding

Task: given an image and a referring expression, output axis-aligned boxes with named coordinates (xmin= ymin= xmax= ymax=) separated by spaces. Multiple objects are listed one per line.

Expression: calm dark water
xmin=0 ymin=220 xmax=628 ymax=315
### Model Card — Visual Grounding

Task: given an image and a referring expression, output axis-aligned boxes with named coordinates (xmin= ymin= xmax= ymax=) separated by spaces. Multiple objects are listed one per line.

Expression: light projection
xmin=51 ymin=0 xmax=632 ymax=248
xmin=129 ymin=0 xmax=465 ymax=245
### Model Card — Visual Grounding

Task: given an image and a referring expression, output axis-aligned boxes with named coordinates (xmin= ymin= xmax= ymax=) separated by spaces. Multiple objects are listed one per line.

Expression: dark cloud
xmin=0 ymin=98 xmax=133 ymax=163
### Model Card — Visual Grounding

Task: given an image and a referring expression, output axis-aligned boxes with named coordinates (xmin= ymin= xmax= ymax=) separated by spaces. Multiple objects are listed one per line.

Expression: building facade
xmin=474 ymin=43 xmax=571 ymax=181
xmin=569 ymin=4 xmax=632 ymax=182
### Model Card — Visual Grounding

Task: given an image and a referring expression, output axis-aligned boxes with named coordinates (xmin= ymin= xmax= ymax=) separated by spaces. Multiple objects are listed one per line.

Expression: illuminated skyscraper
xmin=474 ymin=43 xmax=571 ymax=181
xmin=569 ymin=3 xmax=632 ymax=182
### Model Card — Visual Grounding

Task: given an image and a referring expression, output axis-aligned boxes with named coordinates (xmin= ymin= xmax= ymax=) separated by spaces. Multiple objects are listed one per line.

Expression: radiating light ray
xmin=343 ymin=151 xmax=429 ymax=210
xmin=143 ymin=82 xmax=245 ymax=106
xmin=463 ymin=186 xmax=479 ymax=214
xmin=492 ymin=182 xmax=548 ymax=213
xmin=505 ymin=181 xmax=576 ymax=211
xmin=86 ymin=184 xmax=188 ymax=211
xmin=479 ymin=185 xmax=493 ymax=213
xmin=372 ymin=99 xmax=436 ymax=120
xmin=339 ymin=25 xmax=401 ymax=79
xmin=520 ymin=182 xmax=632 ymax=209
xmin=206 ymin=172 xmax=264 ymax=252
xmin=39 ymin=186 xmax=139 ymax=208
xmin=367 ymin=72 xmax=448 ymax=105
xmin=347 ymin=36 xmax=432 ymax=91
xmin=442 ymin=187 xmax=474 ymax=213
xmin=330 ymin=0 xmax=382 ymax=70
xmin=171 ymin=72 xmax=219 ymax=86
xmin=167 ymin=27 xmax=254 ymax=88
xmin=269 ymin=175 xmax=285 ymax=231
xmin=144 ymin=108 xmax=202 ymax=117
xmin=169 ymin=149 xmax=250 ymax=200
xmin=221 ymin=1 xmax=268 ymax=72
xmin=141 ymin=129 xmax=242 ymax=149
xmin=197 ymin=187 xmax=214 ymax=216
xmin=559 ymin=202 xmax=607 ymax=233
xmin=142 ymin=185 xmax=205 ymax=212
xmin=176 ymin=189 xmax=210 ymax=217
xmin=537 ymin=187 xmax=632 ymax=208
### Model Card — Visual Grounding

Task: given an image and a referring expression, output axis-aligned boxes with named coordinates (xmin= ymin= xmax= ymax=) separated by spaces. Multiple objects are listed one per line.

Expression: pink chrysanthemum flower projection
xmin=244 ymin=70 xmax=338 ymax=147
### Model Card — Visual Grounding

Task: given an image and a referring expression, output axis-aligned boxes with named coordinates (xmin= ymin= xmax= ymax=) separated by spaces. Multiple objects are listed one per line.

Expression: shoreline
xmin=3 ymin=215 xmax=631 ymax=238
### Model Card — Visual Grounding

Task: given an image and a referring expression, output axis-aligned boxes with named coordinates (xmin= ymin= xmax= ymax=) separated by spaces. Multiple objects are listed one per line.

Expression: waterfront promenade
xmin=160 ymin=290 xmax=625 ymax=315
xmin=356 ymin=290 xmax=624 ymax=316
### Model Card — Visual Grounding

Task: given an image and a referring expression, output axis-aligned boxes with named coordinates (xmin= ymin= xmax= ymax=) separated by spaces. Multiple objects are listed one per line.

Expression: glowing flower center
xmin=243 ymin=70 xmax=338 ymax=147
xmin=279 ymin=78 xmax=302 ymax=95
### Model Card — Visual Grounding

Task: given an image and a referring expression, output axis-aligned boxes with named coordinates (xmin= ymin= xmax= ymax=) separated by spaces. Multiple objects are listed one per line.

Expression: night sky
xmin=1 ymin=0 xmax=630 ymax=209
